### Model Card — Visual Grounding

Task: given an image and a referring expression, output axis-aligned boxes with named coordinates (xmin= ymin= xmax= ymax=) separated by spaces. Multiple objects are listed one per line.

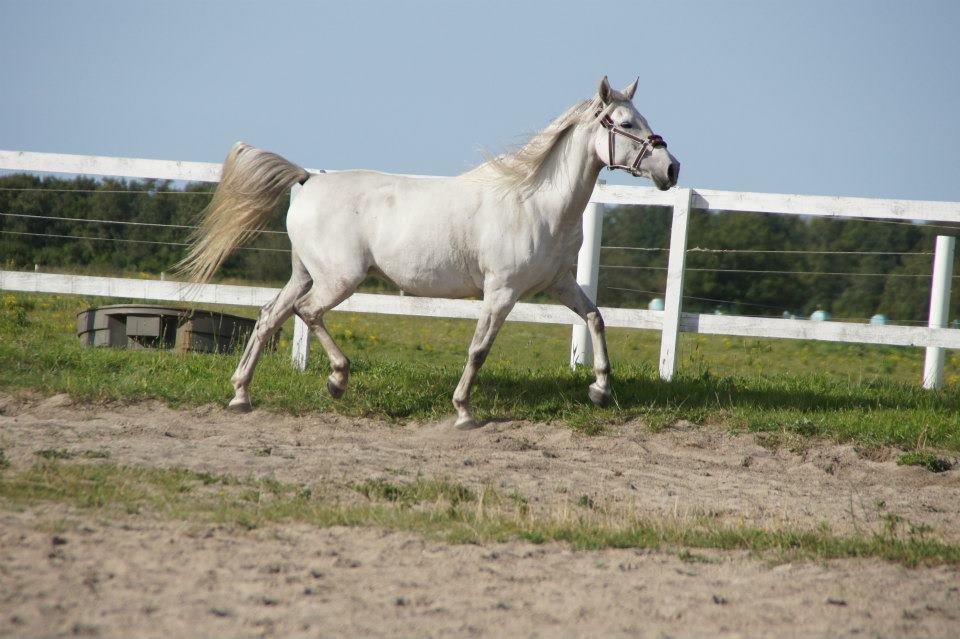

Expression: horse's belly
xmin=366 ymin=209 xmax=484 ymax=297
xmin=372 ymin=256 xmax=481 ymax=298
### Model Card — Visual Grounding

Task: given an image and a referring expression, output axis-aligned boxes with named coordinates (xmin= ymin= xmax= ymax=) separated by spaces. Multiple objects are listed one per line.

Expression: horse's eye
xmin=620 ymin=121 xmax=633 ymax=129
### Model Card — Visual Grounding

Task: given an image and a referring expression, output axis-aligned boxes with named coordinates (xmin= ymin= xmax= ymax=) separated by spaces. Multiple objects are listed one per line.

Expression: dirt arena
xmin=1 ymin=393 xmax=958 ymax=637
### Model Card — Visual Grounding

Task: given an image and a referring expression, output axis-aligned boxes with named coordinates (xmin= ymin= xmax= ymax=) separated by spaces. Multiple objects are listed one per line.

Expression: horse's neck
xmin=526 ymin=125 xmax=603 ymax=234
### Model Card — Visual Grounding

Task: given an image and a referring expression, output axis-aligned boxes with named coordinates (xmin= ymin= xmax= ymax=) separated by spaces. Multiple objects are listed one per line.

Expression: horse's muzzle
xmin=667 ymin=161 xmax=680 ymax=187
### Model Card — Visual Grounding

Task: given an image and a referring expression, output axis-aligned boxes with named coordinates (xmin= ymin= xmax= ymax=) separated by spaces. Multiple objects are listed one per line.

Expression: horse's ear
xmin=598 ymin=76 xmax=613 ymax=104
xmin=622 ymin=77 xmax=639 ymax=100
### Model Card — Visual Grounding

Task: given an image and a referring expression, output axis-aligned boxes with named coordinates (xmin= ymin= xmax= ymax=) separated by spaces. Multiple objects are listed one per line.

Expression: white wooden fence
xmin=1 ymin=149 xmax=959 ymax=388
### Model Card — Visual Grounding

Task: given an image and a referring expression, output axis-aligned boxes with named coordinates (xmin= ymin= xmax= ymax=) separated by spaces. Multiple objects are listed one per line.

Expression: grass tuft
xmin=897 ymin=452 xmax=954 ymax=473
xmin=35 ymin=449 xmax=75 ymax=460
xmin=34 ymin=448 xmax=112 ymax=461
xmin=353 ymin=478 xmax=476 ymax=506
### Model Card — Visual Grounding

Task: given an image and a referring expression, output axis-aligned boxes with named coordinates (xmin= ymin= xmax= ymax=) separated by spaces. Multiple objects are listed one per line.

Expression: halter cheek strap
xmin=599 ymin=114 xmax=667 ymax=177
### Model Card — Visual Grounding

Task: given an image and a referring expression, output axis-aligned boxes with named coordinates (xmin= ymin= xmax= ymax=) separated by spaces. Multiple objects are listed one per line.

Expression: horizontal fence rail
xmin=6 ymin=270 xmax=959 ymax=349
xmin=2 ymin=149 xmax=959 ymax=387
xmin=6 ymin=149 xmax=960 ymax=221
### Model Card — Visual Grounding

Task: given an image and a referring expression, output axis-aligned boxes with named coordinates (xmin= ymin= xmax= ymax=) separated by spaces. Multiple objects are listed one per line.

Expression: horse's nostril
xmin=667 ymin=162 xmax=679 ymax=184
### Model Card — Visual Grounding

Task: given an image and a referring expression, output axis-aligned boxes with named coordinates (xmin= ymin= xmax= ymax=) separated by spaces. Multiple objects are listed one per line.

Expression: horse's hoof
xmin=226 ymin=400 xmax=252 ymax=413
xmin=588 ymin=383 xmax=611 ymax=408
xmin=327 ymin=378 xmax=346 ymax=399
xmin=454 ymin=416 xmax=482 ymax=431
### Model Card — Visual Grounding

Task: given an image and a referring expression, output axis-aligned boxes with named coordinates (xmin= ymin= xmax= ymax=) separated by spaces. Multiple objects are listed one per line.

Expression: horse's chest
xmin=497 ymin=225 xmax=581 ymax=288
xmin=534 ymin=222 xmax=581 ymax=263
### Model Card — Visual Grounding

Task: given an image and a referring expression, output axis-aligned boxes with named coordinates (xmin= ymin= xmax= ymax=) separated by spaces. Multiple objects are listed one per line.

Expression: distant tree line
xmin=1 ymin=175 xmax=957 ymax=323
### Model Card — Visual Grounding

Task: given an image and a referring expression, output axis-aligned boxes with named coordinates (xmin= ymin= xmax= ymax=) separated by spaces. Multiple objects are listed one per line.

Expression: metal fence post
xmin=570 ymin=187 xmax=605 ymax=368
xmin=290 ymin=183 xmax=310 ymax=371
xmin=658 ymin=188 xmax=693 ymax=381
xmin=923 ymin=235 xmax=955 ymax=389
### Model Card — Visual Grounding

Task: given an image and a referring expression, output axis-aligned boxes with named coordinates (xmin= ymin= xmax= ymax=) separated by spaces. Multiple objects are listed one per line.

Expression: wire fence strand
xmin=598 ymin=264 xmax=955 ymax=278
xmin=0 ymin=211 xmax=287 ymax=234
xmin=0 ymin=186 xmax=212 ymax=195
xmin=603 ymin=285 xmax=932 ymax=324
xmin=0 ymin=229 xmax=290 ymax=253
xmin=601 ymin=245 xmax=934 ymax=256
xmin=686 ymin=247 xmax=934 ymax=256
xmin=606 ymin=285 xmax=796 ymax=313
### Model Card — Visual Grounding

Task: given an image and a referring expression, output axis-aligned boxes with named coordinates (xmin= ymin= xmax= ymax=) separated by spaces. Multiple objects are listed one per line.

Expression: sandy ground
xmin=1 ymin=393 xmax=959 ymax=638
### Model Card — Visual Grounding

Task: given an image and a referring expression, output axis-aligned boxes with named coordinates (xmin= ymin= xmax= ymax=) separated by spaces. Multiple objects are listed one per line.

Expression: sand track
xmin=1 ymin=393 xmax=959 ymax=637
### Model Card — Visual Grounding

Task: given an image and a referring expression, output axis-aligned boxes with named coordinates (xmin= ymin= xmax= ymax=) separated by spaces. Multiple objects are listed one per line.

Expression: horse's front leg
xmin=545 ymin=273 xmax=611 ymax=407
xmin=452 ymin=287 xmax=518 ymax=430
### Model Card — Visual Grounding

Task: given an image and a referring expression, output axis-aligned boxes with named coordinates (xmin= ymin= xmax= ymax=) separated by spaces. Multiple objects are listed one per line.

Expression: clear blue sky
xmin=2 ymin=0 xmax=958 ymax=202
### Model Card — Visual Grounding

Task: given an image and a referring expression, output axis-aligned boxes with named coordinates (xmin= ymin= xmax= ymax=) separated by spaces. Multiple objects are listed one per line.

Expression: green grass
xmin=2 ymin=460 xmax=958 ymax=566
xmin=34 ymin=448 xmax=112 ymax=460
xmin=897 ymin=451 xmax=954 ymax=473
xmin=353 ymin=477 xmax=476 ymax=506
xmin=2 ymin=292 xmax=960 ymax=450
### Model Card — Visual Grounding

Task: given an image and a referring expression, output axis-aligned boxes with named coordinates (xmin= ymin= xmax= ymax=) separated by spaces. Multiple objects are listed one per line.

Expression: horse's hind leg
xmin=228 ymin=258 xmax=311 ymax=411
xmin=294 ymin=274 xmax=363 ymax=399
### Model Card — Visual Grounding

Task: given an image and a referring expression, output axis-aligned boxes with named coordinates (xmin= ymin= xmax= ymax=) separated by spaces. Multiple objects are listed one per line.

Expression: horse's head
xmin=593 ymin=76 xmax=680 ymax=191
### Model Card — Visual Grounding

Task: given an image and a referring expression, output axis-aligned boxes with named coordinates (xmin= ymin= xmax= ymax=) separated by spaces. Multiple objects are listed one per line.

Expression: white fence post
xmin=289 ymin=183 xmax=311 ymax=371
xmin=570 ymin=187 xmax=605 ymax=368
xmin=923 ymin=235 xmax=955 ymax=389
xmin=658 ymin=188 xmax=693 ymax=381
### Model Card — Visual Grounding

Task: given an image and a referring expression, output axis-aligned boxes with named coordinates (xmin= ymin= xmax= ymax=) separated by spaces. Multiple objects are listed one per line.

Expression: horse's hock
xmin=76 ymin=304 xmax=275 ymax=354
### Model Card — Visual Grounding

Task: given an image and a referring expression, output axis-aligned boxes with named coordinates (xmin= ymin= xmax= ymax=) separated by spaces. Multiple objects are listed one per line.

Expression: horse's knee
xmin=294 ymin=291 xmax=325 ymax=323
xmin=295 ymin=304 xmax=321 ymax=326
xmin=586 ymin=310 xmax=605 ymax=333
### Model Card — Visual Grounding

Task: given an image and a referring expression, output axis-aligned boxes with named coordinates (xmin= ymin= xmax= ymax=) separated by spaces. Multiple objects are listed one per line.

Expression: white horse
xmin=177 ymin=76 xmax=680 ymax=429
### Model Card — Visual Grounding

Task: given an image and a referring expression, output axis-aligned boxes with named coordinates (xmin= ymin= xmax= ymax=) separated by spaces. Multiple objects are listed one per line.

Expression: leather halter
xmin=599 ymin=114 xmax=667 ymax=177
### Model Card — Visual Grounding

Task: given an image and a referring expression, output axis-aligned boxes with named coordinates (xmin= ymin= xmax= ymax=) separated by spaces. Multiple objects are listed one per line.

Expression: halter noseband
xmin=599 ymin=113 xmax=667 ymax=177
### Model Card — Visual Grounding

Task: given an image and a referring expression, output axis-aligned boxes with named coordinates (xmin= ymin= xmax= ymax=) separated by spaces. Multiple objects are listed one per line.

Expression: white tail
xmin=174 ymin=142 xmax=309 ymax=282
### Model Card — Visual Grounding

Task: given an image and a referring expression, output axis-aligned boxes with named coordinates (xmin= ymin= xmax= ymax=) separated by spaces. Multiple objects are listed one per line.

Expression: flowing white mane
xmin=465 ymin=94 xmax=609 ymax=194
